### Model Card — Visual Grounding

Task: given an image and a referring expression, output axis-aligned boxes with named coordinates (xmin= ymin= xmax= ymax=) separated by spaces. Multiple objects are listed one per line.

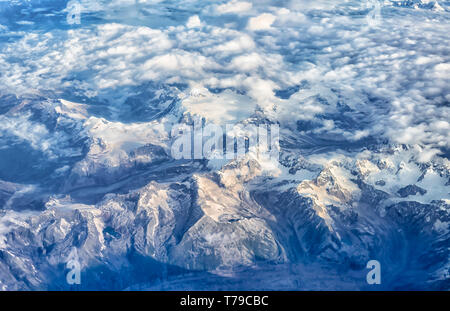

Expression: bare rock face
xmin=397 ymin=185 xmax=427 ymax=198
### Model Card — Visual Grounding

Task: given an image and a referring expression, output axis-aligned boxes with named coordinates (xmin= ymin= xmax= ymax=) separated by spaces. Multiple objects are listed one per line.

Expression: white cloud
xmin=247 ymin=13 xmax=276 ymax=31
xmin=209 ymin=35 xmax=255 ymax=53
xmin=186 ymin=15 xmax=203 ymax=28
xmin=216 ymin=1 xmax=252 ymax=15
xmin=0 ymin=0 xmax=448 ymax=154
xmin=229 ymin=52 xmax=264 ymax=71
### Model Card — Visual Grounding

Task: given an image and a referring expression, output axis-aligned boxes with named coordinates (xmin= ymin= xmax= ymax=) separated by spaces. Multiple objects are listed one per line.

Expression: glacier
xmin=0 ymin=0 xmax=449 ymax=290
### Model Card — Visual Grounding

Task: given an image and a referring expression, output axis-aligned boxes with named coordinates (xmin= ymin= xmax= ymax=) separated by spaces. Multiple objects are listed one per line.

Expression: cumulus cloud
xmin=247 ymin=13 xmax=276 ymax=31
xmin=186 ymin=15 xmax=203 ymax=28
xmin=215 ymin=1 xmax=252 ymax=15
xmin=0 ymin=0 xmax=448 ymax=157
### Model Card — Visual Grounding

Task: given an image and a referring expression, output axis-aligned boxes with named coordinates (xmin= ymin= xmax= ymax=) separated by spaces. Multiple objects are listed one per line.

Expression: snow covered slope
xmin=0 ymin=0 xmax=448 ymax=290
